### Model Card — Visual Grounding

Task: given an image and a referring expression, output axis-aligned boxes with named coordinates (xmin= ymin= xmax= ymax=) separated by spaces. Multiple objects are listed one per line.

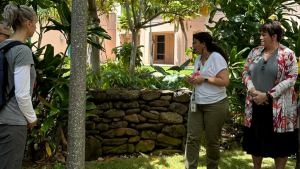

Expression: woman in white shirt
xmin=185 ymin=32 xmax=229 ymax=169
xmin=0 ymin=3 xmax=37 ymax=169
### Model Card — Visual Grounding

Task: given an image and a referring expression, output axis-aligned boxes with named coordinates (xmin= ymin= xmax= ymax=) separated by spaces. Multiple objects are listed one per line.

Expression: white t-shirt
xmin=191 ymin=52 xmax=228 ymax=104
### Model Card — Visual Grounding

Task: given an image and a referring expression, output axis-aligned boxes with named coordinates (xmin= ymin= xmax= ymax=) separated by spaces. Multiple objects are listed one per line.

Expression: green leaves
xmin=37 ymin=0 xmax=53 ymax=9
xmin=229 ymin=46 xmax=237 ymax=64
xmin=88 ymin=27 xmax=112 ymax=40
xmin=112 ymin=42 xmax=144 ymax=71
xmin=50 ymin=107 xmax=60 ymax=116
xmin=163 ymin=74 xmax=180 ymax=83
xmin=41 ymin=116 xmax=55 ymax=132
xmin=230 ymin=14 xmax=245 ymax=22
xmin=151 ymin=66 xmax=170 ymax=75
xmin=86 ymin=105 xmax=97 ymax=111
xmin=180 ymin=59 xmax=191 ymax=70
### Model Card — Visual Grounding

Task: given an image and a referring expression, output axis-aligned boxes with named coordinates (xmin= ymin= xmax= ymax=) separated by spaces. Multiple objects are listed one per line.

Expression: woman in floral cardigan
xmin=242 ymin=21 xmax=298 ymax=169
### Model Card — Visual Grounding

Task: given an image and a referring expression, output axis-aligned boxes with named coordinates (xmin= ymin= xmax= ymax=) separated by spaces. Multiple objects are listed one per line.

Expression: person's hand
xmin=191 ymin=75 xmax=205 ymax=85
xmin=253 ymin=91 xmax=268 ymax=105
xmin=186 ymin=75 xmax=194 ymax=85
xmin=249 ymin=87 xmax=258 ymax=97
xmin=27 ymin=119 xmax=37 ymax=131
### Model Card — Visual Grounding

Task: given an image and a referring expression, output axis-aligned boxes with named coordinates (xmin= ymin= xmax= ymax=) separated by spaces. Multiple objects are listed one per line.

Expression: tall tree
xmin=67 ymin=0 xmax=87 ymax=167
xmin=118 ymin=0 xmax=203 ymax=77
xmin=88 ymin=0 xmax=101 ymax=75
xmin=87 ymin=0 xmax=116 ymax=75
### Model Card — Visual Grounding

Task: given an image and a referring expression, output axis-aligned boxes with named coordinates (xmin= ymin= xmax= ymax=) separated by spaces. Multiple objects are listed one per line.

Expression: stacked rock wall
xmin=85 ymin=88 xmax=191 ymax=160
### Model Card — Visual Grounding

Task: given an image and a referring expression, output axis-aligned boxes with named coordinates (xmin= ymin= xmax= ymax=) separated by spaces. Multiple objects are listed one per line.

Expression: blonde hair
xmin=2 ymin=3 xmax=36 ymax=31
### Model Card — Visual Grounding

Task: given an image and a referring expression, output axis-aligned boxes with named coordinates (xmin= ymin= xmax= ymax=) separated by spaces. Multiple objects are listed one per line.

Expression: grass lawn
xmin=25 ymin=149 xmax=296 ymax=169
xmin=84 ymin=149 xmax=296 ymax=169
xmin=141 ymin=66 xmax=194 ymax=76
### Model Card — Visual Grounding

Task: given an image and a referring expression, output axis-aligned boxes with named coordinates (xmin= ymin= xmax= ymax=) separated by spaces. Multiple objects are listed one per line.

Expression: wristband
xmin=266 ymin=92 xmax=271 ymax=99
xmin=204 ymin=77 xmax=208 ymax=83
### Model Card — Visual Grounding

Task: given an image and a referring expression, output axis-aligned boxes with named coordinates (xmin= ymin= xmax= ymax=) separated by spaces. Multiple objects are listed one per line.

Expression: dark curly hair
xmin=193 ymin=32 xmax=228 ymax=63
xmin=260 ymin=21 xmax=283 ymax=42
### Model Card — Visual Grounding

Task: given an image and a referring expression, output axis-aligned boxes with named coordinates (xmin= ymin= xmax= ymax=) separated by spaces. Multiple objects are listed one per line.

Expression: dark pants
xmin=185 ymin=98 xmax=229 ymax=169
xmin=0 ymin=125 xmax=27 ymax=169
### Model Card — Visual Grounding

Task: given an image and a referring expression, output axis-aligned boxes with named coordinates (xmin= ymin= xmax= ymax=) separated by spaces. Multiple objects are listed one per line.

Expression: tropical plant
xmin=116 ymin=0 xmax=206 ymax=76
xmin=185 ymin=47 xmax=198 ymax=65
xmin=111 ymin=42 xmax=144 ymax=71
xmin=27 ymin=43 xmax=98 ymax=160
xmin=227 ymin=47 xmax=249 ymax=122
xmin=151 ymin=59 xmax=192 ymax=89
xmin=43 ymin=1 xmax=111 ymax=52
xmin=207 ymin=0 xmax=299 ymax=56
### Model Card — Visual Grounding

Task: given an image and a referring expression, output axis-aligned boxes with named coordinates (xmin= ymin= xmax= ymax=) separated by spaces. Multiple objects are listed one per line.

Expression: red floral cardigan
xmin=242 ymin=44 xmax=298 ymax=133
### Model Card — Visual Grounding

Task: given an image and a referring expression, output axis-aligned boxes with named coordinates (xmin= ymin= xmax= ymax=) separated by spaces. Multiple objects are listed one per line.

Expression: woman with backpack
xmin=0 ymin=3 xmax=37 ymax=169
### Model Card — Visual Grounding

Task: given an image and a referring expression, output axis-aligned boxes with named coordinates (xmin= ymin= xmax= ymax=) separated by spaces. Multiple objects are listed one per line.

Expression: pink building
xmin=31 ymin=5 xmax=223 ymax=66
xmin=32 ymin=3 xmax=300 ymax=66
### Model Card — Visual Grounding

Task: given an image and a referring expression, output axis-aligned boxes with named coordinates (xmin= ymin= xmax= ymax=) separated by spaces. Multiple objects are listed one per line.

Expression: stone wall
xmin=85 ymin=88 xmax=191 ymax=161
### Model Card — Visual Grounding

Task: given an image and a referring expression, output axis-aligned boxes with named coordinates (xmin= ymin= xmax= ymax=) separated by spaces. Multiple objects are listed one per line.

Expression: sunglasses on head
xmin=0 ymin=32 xmax=10 ymax=38
xmin=261 ymin=60 xmax=267 ymax=70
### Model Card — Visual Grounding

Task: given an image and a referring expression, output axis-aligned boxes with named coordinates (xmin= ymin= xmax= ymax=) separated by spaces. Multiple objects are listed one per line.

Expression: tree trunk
xmin=37 ymin=22 xmax=43 ymax=49
xmin=179 ymin=18 xmax=188 ymax=69
xmin=87 ymin=45 xmax=92 ymax=66
xmin=88 ymin=0 xmax=101 ymax=75
xmin=99 ymin=39 xmax=105 ymax=61
xmin=66 ymin=0 xmax=87 ymax=168
xmin=129 ymin=29 xmax=138 ymax=77
xmin=183 ymin=31 xmax=188 ymax=62
xmin=150 ymin=23 xmax=153 ymax=66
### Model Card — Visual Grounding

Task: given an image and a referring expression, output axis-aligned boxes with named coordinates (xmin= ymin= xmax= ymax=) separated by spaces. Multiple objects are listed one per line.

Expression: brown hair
xmin=260 ymin=21 xmax=283 ymax=42
xmin=193 ymin=32 xmax=228 ymax=63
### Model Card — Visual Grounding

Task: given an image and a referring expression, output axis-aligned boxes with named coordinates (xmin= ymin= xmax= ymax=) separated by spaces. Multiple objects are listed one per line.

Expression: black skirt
xmin=242 ymin=98 xmax=298 ymax=158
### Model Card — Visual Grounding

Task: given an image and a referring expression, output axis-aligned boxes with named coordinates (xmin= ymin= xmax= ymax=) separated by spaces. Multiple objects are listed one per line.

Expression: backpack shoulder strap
xmin=0 ymin=41 xmax=38 ymax=65
xmin=0 ymin=41 xmax=24 ymax=55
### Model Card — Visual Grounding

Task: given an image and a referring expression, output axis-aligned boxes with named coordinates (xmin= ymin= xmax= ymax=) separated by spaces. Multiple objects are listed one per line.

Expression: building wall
xmin=31 ymin=13 xmax=117 ymax=60
xmin=32 ymin=23 xmax=68 ymax=56
xmin=99 ymin=14 xmax=117 ymax=61
xmin=32 ymin=3 xmax=300 ymax=66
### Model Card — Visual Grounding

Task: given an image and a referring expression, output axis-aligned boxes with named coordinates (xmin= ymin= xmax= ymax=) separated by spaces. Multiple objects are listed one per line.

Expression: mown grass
xmin=30 ymin=149 xmax=296 ymax=169
xmin=141 ymin=66 xmax=194 ymax=76
xmin=85 ymin=149 xmax=296 ymax=169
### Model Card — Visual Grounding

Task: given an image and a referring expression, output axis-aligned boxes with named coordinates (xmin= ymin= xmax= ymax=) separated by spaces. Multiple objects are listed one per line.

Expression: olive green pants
xmin=185 ymin=98 xmax=229 ymax=169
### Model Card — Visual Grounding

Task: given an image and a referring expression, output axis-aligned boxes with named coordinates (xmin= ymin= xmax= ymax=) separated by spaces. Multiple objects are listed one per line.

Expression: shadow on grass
xmin=86 ymin=149 xmax=296 ymax=169
xmin=87 ymin=156 xmax=172 ymax=169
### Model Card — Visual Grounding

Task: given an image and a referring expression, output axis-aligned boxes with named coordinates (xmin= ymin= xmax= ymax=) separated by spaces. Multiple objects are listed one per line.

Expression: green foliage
xmin=207 ymin=0 xmax=298 ymax=55
xmin=186 ymin=47 xmax=198 ymax=65
xmin=0 ymin=0 xmax=57 ymax=21
xmin=227 ymin=47 xmax=249 ymax=117
xmin=28 ymin=43 xmax=97 ymax=158
xmin=86 ymin=59 xmax=192 ymax=90
xmin=281 ymin=17 xmax=300 ymax=57
xmin=98 ymin=60 xmax=155 ymax=89
xmin=151 ymin=59 xmax=192 ymax=90
xmin=43 ymin=1 xmax=111 ymax=49
xmin=111 ymin=42 xmax=144 ymax=71
xmin=207 ymin=0 xmax=300 ymax=148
